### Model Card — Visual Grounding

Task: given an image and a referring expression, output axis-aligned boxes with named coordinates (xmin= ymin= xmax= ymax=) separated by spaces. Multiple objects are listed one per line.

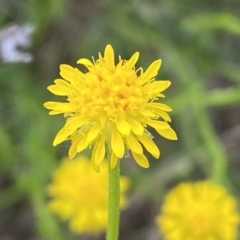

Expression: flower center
xmin=78 ymin=179 xmax=107 ymax=205
xmin=188 ymin=212 xmax=210 ymax=235
xmin=75 ymin=62 xmax=145 ymax=119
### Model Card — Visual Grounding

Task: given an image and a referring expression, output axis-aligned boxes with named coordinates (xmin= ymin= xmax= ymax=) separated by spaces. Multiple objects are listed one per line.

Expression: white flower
xmin=0 ymin=24 xmax=34 ymax=63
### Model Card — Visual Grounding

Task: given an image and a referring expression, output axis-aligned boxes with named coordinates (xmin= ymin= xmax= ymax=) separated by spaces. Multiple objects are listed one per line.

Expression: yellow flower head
xmin=47 ymin=156 xmax=129 ymax=234
xmin=156 ymin=181 xmax=239 ymax=240
xmin=44 ymin=44 xmax=177 ymax=169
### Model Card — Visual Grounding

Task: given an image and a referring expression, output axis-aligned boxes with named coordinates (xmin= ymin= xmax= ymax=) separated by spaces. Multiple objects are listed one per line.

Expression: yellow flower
xmin=47 ymin=156 xmax=129 ymax=234
xmin=156 ymin=181 xmax=239 ymax=240
xmin=44 ymin=44 xmax=177 ymax=169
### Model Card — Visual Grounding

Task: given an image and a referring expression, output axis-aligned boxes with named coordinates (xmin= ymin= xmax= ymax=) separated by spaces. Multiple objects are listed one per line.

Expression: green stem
xmin=106 ymin=155 xmax=120 ymax=240
xmin=195 ymin=107 xmax=229 ymax=185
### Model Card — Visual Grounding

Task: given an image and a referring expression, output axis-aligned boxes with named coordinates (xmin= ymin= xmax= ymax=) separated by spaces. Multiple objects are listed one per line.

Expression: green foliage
xmin=182 ymin=12 xmax=240 ymax=35
xmin=0 ymin=0 xmax=240 ymax=239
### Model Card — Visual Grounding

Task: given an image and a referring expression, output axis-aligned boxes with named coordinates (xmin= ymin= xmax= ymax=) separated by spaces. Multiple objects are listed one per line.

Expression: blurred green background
xmin=0 ymin=0 xmax=240 ymax=239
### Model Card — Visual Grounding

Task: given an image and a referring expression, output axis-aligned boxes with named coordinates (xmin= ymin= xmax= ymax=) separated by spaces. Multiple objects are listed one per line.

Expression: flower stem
xmin=106 ymin=156 xmax=120 ymax=240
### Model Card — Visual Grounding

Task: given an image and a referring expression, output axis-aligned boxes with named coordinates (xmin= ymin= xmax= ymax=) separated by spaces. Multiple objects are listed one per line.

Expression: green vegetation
xmin=0 ymin=0 xmax=239 ymax=239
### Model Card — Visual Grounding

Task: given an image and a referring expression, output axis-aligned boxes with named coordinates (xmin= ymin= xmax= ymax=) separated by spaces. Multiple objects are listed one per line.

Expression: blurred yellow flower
xmin=47 ymin=156 xmax=129 ymax=234
xmin=44 ymin=44 xmax=177 ymax=169
xmin=156 ymin=181 xmax=239 ymax=240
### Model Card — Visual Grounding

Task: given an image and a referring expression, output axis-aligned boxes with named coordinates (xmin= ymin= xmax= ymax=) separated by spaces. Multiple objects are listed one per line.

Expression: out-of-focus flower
xmin=0 ymin=24 xmax=34 ymax=63
xmin=44 ymin=44 xmax=177 ymax=170
xmin=47 ymin=156 xmax=129 ymax=234
xmin=156 ymin=181 xmax=239 ymax=240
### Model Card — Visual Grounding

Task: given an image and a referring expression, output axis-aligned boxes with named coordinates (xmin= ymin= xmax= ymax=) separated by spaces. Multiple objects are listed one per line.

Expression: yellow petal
xmin=74 ymin=68 xmax=86 ymax=82
xmin=110 ymin=153 xmax=118 ymax=169
xmin=92 ymin=136 xmax=106 ymax=165
xmin=126 ymin=135 xmax=143 ymax=154
xmin=132 ymin=152 xmax=149 ymax=168
xmin=138 ymin=135 xmax=160 ymax=158
xmin=153 ymin=80 xmax=171 ymax=92
xmin=148 ymin=102 xmax=172 ymax=112
xmin=127 ymin=116 xmax=144 ymax=135
xmin=43 ymin=101 xmax=59 ymax=109
xmin=43 ymin=102 xmax=73 ymax=113
xmin=48 ymin=110 xmax=64 ymax=115
xmin=53 ymin=116 xmax=88 ymax=145
xmin=111 ymin=127 xmax=125 ymax=158
xmin=68 ymin=136 xmax=82 ymax=159
xmin=141 ymin=109 xmax=156 ymax=117
xmin=54 ymin=79 xmax=70 ymax=87
xmin=47 ymin=85 xmax=71 ymax=96
xmin=58 ymin=66 xmax=85 ymax=84
xmin=156 ymin=127 xmax=177 ymax=140
xmin=77 ymin=58 xmax=93 ymax=67
xmin=116 ymin=118 xmax=131 ymax=135
xmin=127 ymin=52 xmax=139 ymax=69
xmin=86 ymin=124 xmax=100 ymax=144
xmin=147 ymin=120 xmax=170 ymax=130
xmin=65 ymin=115 xmax=89 ymax=129
xmin=153 ymin=109 xmax=171 ymax=122
xmin=59 ymin=64 xmax=78 ymax=83
xmin=59 ymin=64 xmax=74 ymax=72
xmin=104 ymin=44 xmax=115 ymax=70
xmin=99 ymin=116 xmax=107 ymax=128
xmin=91 ymin=157 xmax=100 ymax=173
xmin=141 ymin=59 xmax=162 ymax=84
xmin=53 ymin=127 xmax=69 ymax=146
xmin=143 ymin=81 xmax=171 ymax=94
xmin=76 ymin=134 xmax=89 ymax=152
